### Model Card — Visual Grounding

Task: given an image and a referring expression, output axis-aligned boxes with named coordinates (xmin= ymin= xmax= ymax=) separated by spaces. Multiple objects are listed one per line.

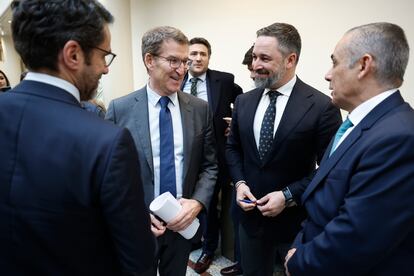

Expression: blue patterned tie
xmin=190 ymin=77 xmax=199 ymax=96
xmin=159 ymin=96 xmax=176 ymax=197
xmin=329 ymin=117 xmax=354 ymax=156
xmin=258 ymin=91 xmax=281 ymax=160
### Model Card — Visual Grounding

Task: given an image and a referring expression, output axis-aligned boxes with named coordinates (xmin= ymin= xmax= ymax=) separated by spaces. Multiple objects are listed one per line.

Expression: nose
xmin=176 ymin=63 xmax=186 ymax=75
xmin=252 ymin=58 xmax=262 ymax=71
xmin=102 ymin=66 xmax=109 ymax=75
xmin=325 ymin=69 xmax=332 ymax=82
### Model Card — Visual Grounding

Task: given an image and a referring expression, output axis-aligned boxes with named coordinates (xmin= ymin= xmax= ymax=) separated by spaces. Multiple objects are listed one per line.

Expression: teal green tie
xmin=329 ymin=117 xmax=354 ymax=156
xmin=190 ymin=77 xmax=199 ymax=96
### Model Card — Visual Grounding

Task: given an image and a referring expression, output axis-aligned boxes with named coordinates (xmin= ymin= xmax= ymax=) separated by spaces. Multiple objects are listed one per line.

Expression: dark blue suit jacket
xmin=0 ymin=80 xmax=156 ymax=275
xmin=288 ymin=91 xmax=414 ymax=275
xmin=182 ymin=69 xmax=242 ymax=175
xmin=226 ymin=77 xmax=342 ymax=242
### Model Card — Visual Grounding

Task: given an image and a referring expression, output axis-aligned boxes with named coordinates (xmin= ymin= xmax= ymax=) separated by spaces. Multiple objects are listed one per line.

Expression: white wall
xmin=129 ymin=0 xmax=414 ymax=106
xmin=98 ymin=0 xmax=134 ymax=105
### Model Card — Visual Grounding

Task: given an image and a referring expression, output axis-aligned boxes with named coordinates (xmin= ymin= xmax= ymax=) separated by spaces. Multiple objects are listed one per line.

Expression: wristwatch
xmin=282 ymin=187 xmax=296 ymax=207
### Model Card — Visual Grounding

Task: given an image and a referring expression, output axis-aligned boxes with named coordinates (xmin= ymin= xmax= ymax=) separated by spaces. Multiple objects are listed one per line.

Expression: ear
xmin=285 ymin=53 xmax=297 ymax=69
xmin=357 ymin=54 xmax=374 ymax=79
xmin=144 ymin=53 xmax=155 ymax=71
xmin=61 ymin=40 xmax=84 ymax=70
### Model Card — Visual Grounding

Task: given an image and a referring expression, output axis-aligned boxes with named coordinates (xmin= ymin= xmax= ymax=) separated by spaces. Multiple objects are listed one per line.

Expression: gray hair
xmin=345 ymin=22 xmax=409 ymax=87
xmin=141 ymin=26 xmax=188 ymax=62
xmin=256 ymin=22 xmax=301 ymax=64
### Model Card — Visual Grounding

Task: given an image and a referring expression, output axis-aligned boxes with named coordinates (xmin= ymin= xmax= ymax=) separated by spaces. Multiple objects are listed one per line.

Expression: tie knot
xmin=267 ymin=90 xmax=281 ymax=103
xmin=340 ymin=117 xmax=354 ymax=132
xmin=159 ymin=96 xmax=170 ymax=108
xmin=190 ymin=77 xmax=199 ymax=84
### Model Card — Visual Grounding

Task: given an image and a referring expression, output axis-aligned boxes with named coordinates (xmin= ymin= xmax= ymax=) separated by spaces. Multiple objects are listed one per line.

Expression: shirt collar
xmin=146 ymin=83 xmax=178 ymax=107
xmin=24 ymin=72 xmax=80 ymax=102
xmin=348 ymin=88 xmax=398 ymax=126
xmin=188 ymin=71 xmax=207 ymax=83
xmin=264 ymin=75 xmax=296 ymax=97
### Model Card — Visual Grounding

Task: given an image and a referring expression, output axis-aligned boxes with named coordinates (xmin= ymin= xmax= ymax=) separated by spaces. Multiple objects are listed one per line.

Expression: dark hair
xmin=256 ymin=22 xmax=301 ymax=64
xmin=141 ymin=26 xmax=188 ymax=62
xmin=189 ymin=37 xmax=212 ymax=56
xmin=11 ymin=0 xmax=113 ymax=72
xmin=242 ymin=45 xmax=254 ymax=65
xmin=0 ymin=70 xmax=10 ymax=87
xmin=346 ymin=22 xmax=409 ymax=87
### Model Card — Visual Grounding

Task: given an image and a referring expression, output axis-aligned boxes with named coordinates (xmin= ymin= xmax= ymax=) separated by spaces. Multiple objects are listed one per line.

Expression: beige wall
xmin=1 ymin=0 xmax=413 ymax=107
xmin=129 ymin=0 xmax=414 ymax=107
xmin=98 ymin=0 xmax=134 ymax=104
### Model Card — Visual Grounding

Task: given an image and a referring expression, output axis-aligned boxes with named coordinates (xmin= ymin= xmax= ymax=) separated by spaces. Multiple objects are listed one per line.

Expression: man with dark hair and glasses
xmin=106 ymin=26 xmax=218 ymax=276
xmin=0 ymin=0 xmax=156 ymax=275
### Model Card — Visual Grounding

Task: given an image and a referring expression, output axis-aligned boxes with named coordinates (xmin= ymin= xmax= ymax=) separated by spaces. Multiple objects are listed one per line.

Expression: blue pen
xmin=239 ymin=199 xmax=256 ymax=204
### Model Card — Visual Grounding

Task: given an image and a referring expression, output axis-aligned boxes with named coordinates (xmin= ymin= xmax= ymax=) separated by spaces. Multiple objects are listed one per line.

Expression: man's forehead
xmin=159 ymin=40 xmax=188 ymax=56
xmin=189 ymin=43 xmax=208 ymax=52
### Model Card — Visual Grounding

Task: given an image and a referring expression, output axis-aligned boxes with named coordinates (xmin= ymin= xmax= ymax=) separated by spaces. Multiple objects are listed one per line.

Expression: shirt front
xmin=24 ymin=72 xmax=80 ymax=102
xmin=146 ymin=84 xmax=184 ymax=198
xmin=182 ymin=72 xmax=208 ymax=102
xmin=253 ymin=76 xmax=296 ymax=148
xmin=334 ymin=89 xmax=398 ymax=151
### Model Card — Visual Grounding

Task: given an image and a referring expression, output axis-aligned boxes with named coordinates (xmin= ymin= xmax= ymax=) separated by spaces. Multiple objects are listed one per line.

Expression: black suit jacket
xmin=182 ymin=69 xmax=242 ymax=175
xmin=226 ymin=77 xmax=342 ymax=242
xmin=0 ymin=80 xmax=156 ymax=275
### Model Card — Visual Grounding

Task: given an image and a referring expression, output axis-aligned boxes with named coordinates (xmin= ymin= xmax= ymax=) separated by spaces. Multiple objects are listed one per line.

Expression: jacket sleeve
xmin=100 ymin=128 xmax=156 ymax=274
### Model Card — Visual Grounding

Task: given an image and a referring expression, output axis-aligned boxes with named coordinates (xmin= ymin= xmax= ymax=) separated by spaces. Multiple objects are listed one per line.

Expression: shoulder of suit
xmin=294 ymin=77 xmax=332 ymax=102
xmin=208 ymin=69 xmax=235 ymax=80
xmin=110 ymin=87 xmax=145 ymax=104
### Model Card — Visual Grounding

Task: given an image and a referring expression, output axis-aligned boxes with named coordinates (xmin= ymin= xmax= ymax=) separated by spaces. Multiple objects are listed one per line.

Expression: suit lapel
xmin=244 ymin=88 xmax=265 ymax=165
xmin=206 ymin=70 xmax=220 ymax=113
xmin=133 ymin=89 xmax=154 ymax=173
xmin=263 ymin=79 xmax=313 ymax=164
xmin=301 ymin=91 xmax=406 ymax=202
xmin=178 ymin=92 xmax=194 ymax=180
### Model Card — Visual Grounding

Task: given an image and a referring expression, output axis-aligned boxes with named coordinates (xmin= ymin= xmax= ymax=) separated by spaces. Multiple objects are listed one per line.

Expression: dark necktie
xmin=258 ymin=91 xmax=281 ymax=160
xmin=190 ymin=77 xmax=199 ymax=96
xmin=159 ymin=96 xmax=177 ymax=197
xmin=329 ymin=117 xmax=354 ymax=156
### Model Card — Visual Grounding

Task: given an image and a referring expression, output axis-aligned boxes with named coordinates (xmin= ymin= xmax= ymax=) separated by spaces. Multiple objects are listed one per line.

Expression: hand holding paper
xmin=149 ymin=192 xmax=200 ymax=239
xmin=168 ymin=198 xmax=203 ymax=231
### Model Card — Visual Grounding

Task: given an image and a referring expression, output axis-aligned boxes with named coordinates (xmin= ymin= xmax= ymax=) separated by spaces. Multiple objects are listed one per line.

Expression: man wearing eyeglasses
xmin=106 ymin=26 xmax=218 ymax=276
xmin=0 ymin=0 xmax=155 ymax=275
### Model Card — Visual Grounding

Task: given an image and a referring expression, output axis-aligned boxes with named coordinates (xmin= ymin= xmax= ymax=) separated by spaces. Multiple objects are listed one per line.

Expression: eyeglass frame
xmin=152 ymin=54 xmax=191 ymax=69
xmin=92 ymin=46 xmax=117 ymax=67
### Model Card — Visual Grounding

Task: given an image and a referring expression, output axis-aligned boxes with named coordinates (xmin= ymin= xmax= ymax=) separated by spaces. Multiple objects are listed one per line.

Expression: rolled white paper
xmin=149 ymin=192 xmax=200 ymax=239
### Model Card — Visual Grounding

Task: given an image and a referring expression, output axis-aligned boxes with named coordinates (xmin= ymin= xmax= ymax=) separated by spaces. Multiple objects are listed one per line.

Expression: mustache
xmin=255 ymin=69 xmax=270 ymax=75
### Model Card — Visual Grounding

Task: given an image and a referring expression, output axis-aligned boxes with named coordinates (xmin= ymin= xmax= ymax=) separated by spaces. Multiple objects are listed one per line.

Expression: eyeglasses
xmin=153 ymin=54 xmax=191 ymax=69
xmin=93 ymin=46 xmax=117 ymax=66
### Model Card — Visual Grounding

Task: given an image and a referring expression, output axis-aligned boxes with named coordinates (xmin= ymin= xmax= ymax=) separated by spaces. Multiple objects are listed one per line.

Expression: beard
xmin=254 ymin=67 xmax=286 ymax=89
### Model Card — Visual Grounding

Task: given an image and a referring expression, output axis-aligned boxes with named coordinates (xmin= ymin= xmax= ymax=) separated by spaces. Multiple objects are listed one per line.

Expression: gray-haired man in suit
xmin=106 ymin=26 xmax=217 ymax=276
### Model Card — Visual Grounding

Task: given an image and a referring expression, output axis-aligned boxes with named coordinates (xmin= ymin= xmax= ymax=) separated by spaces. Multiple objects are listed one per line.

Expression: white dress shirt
xmin=333 ymin=89 xmax=398 ymax=151
xmin=182 ymin=72 xmax=208 ymax=102
xmin=253 ymin=76 xmax=297 ymax=149
xmin=146 ymin=84 xmax=184 ymax=198
xmin=24 ymin=72 xmax=80 ymax=102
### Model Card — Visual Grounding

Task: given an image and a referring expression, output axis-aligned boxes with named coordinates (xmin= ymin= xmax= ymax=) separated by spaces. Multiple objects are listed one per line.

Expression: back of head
xmin=242 ymin=45 xmax=254 ymax=65
xmin=189 ymin=37 xmax=212 ymax=56
xmin=141 ymin=26 xmax=188 ymax=62
xmin=345 ymin=22 xmax=409 ymax=88
xmin=256 ymin=22 xmax=301 ymax=64
xmin=11 ymin=0 xmax=113 ymax=72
